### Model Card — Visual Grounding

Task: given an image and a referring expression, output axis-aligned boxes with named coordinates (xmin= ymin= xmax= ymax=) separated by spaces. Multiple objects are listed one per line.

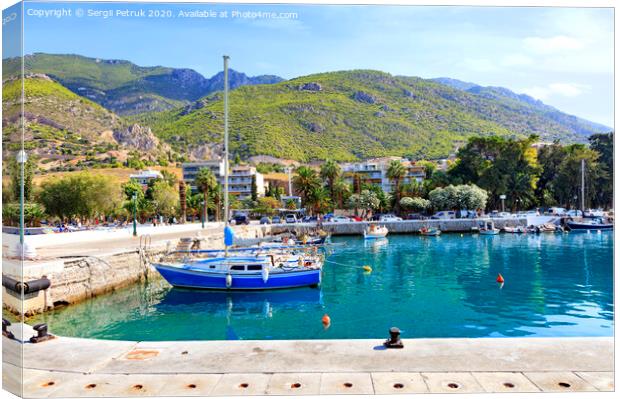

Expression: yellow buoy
xmin=362 ymin=265 xmax=372 ymax=273
xmin=460 ymin=234 xmax=464 ymax=237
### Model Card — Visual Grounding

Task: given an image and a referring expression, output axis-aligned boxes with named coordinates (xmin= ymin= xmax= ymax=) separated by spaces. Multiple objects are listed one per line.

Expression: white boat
xmin=479 ymin=220 xmax=500 ymax=235
xmin=503 ymin=226 xmax=526 ymax=234
xmin=363 ymin=224 xmax=389 ymax=239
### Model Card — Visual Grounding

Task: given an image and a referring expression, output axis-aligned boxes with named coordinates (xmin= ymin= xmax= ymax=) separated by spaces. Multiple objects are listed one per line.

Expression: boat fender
xmin=226 ymin=273 xmax=233 ymax=288
xmin=362 ymin=265 xmax=372 ymax=273
xmin=298 ymin=257 xmax=304 ymax=267
xmin=262 ymin=267 xmax=269 ymax=283
xmin=496 ymin=273 xmax=504 ymax=283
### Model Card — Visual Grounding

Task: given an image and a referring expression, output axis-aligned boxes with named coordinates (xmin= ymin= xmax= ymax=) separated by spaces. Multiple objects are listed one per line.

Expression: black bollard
xmin=383 ymin=327 xmax=404 ymax=348
xmin=30 ymin=323 xmax=54 ymax=343
xmin=2 ymin=318 xmax=15 ymax=340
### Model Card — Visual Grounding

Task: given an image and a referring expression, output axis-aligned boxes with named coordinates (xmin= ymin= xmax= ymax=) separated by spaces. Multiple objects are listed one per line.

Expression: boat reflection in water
xmin=158 ymin=286 xmax=323 ymax=319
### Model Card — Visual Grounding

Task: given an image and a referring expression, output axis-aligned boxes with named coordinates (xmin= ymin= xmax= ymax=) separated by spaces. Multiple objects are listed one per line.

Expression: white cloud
xmin=521 ymin=83 xmax=590 ymax=101
xmin=523 ymin=35 xmax=585 ymax=54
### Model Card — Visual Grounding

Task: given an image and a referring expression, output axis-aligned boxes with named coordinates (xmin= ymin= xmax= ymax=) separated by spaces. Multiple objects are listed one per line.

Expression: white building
xmin=129 ymin=169 xmax=163 ymax=187
xmin=182 ymin=160 xmax=265 ymax=200
xmin=341 ymin=157 xmax=425 ymax=193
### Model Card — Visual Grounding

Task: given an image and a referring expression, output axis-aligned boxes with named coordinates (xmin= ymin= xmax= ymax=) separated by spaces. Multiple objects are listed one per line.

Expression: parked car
xmin=406 ymin=213 xmax=426 ymax=220
xmin=457 ymin=210 xmax=477 ymax=219
xmin=566 ymin=210 xmax=583 ymax=217
xmin=584 ymin=209 xmax=605 ymax=217
xmin=492 ymin=212 xmax=513 ymax=218
xmin=431 ymin=211 xmax=455 ymax=219
xmin=259 ymin=216 xmax=271 ymax=225
xmin=547 ymin=207 xmax=567 ymax=216
xmin=348 ymin=215 xmax=363 ymax=222
xmin=331 ymin=216 xmax=351 ymax=223
xmin=272 ymin=216 xmax=281 ymax=224
xmin=379 ymin=214 xmax=403 ymax=222
xmin=232 ymin=213 xmax=250 ymax=225
xmin=285 ymin=214 xmax=298 ymax=223
xmin=302 ymin=216 xmax=318 ymax=223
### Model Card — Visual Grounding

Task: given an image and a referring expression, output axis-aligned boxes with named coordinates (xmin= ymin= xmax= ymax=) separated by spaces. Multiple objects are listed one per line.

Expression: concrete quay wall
xmin=271 ymin=218 xmax=527 ymax=236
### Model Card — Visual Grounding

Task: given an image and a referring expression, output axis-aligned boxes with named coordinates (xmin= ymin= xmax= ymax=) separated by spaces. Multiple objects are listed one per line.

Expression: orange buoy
xmin=496 ymin=273 xmax=504 ymax=283
xmin=322 ymin=314 xmax=331 ymax=326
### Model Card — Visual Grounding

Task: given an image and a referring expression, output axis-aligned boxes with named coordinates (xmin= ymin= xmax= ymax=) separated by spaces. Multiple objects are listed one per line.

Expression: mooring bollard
xmin=2 ymin=318 xmax=15 ymax=340
xmin=30 ymin=323 xmax=54 ymax=343
xmin=383 ymin=326 xmax=404 ymax=348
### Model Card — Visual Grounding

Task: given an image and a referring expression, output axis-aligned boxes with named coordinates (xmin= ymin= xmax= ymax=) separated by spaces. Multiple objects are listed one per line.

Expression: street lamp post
xmin=132 ymin=194 xmax=137 ymax=237
xmin=499 ymin=194 xmax=506 ymax=213
xmin=16 ymin=150 xmax=27 ymax=246
xmin=285 ymin=167 xmax=293 ymax=196
xmin=201 ymin=200 xmax=206 ymax=229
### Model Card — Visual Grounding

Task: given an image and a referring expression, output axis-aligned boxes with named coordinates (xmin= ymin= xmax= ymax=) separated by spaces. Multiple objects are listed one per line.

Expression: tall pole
xmin=224 ymin=55 xmax=230 ymax=257
xmin=132 ymin=194 xmax=137 ymax=237
xmin=286 ymin=167 xmax=292 ymax=196
xmin=581 ymin=158 xmax=585 ymax=212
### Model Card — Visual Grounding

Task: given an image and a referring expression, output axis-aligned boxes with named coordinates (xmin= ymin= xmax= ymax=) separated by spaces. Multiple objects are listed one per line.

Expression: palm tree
xmin=387 ymin=160 xmax=407 ymax=214
xmin=293 ymin=166 xmax=321 ymax=209
xmin=194 ymin=167 xmax=218 ymax=223
xmin=320 ymin=160 xmax=341 ymax=198
xmin=332 ymin=177 xmax=351 ymax=209
xmin=308 ymin=186 xmax=332 ymax=216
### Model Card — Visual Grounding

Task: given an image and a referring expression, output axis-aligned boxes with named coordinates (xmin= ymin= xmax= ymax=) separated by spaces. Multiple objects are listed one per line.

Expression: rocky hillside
xmin=2 ymin=75 xmax=170 ymax=171
xmin=3 ymin=53 xmax=284 ymax=115
xmin=136 ymin=70 xmax=611 ymax=162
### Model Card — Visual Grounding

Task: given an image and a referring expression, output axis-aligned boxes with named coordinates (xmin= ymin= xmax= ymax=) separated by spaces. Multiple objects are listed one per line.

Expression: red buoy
xmin=322 ymin=314 xmax=331 ymax=326
xmin=496 ymin=273 xmax=505 ymax=283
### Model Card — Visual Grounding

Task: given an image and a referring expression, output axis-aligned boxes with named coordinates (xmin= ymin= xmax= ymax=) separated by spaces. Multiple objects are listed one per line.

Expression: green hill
xmin=3 ymin=53 xmax=283 ymax=115
xmin=2 ymin=75 xmax=168 ymax=172
xmin=136 ymin=70 xmax=608 ymax=162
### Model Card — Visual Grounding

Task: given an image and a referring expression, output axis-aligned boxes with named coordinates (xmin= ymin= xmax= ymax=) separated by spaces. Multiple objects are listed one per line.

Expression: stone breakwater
xmin=2 ymin=224 xmax=274 ymax=317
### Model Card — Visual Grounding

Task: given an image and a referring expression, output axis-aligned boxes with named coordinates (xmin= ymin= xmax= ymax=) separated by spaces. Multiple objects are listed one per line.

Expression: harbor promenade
xmin=2 ymin=323 xmax=613 ymax=396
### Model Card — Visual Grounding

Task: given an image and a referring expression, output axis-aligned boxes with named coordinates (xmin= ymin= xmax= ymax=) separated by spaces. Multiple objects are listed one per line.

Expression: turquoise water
xmin=30 ymin=232 xmax=613 ymax=341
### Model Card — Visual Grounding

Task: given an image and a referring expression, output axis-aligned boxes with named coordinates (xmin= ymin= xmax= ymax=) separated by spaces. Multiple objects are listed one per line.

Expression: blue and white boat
xmin=154 ymin=253 xmax=323 ymax=290
xmin=153 ymin=55 xmax=323 ymax=291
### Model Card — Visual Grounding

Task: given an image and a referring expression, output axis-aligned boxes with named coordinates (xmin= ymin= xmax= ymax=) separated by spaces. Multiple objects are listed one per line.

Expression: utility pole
xmin=581 ymin=158 xmax=585 ymax=213
xmin=285 ymin=167 xmax=293 ymax=196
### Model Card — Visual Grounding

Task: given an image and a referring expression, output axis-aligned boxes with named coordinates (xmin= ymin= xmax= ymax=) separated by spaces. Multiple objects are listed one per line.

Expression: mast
xmin=223 ymin=55 xmax=230 ymax=258
xmin=581 ymin=158 xmax=585 ymax=213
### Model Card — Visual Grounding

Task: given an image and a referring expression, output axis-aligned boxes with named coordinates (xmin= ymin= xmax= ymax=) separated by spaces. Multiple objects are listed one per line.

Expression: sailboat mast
xmin=224 ymin=55 xmax=230 ymax=227
xmin=581 ymin=158 xmax=585 ymax=212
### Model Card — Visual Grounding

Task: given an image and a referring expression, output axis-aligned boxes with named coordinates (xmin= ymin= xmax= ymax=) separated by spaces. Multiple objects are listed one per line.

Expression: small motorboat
xmin=419 ymin=226 xmax=441 ymax=236
xmin=479 ymin=220 xmax=499 ymax=235
xmin=363 ymin=224 xmax=389 ymax=239
xmin=566 ymin=218 xmax=613 ymax=232
xmin=503 ymin=226 xmax=526 ymax=234
xmin=537 ymin=223 xmax=557 ymax=233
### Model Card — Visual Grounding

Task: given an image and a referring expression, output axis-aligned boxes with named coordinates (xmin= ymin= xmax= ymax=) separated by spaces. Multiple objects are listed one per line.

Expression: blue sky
xmin=6 ymin=1 xmax=615 ymax=126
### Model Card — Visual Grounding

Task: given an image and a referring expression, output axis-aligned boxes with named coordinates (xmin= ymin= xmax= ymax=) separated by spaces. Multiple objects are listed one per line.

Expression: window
xmin=230 ymin=265 xmax=245 ymax=271
xmin=247 ymin=265 xmax=262 ymax=271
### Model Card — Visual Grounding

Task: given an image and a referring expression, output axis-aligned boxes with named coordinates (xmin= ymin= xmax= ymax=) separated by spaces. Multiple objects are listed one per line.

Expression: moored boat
xmin=479 ymin=220 xmax=500 ymax=235
xmin=503 ymin=226 xmax=526 ymax=234
xmin=566 ymin=218 xmax=613 ymax=231
xmin=363 ymin=224 xmax=389 ymax=239
xmin=419 ymin=226 xmax=441 ymax=236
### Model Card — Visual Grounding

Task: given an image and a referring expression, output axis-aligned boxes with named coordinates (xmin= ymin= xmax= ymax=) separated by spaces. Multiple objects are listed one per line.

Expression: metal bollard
xmin=2 ymin=318 xmax=15 ymax=340
xmin=30 ymin=323 xmax=54 ymax=343
xmin=383 ymin=327 xmax=404 ymax=348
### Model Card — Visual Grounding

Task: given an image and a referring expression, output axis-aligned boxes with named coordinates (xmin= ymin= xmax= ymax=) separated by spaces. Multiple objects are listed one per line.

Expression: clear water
xmin=29 ymin=232 xmax=613 ymax=341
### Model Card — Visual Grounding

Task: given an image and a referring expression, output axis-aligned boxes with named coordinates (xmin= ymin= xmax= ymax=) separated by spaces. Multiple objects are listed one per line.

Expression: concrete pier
xmin=2 ymin=323 xmax=613 ymax=396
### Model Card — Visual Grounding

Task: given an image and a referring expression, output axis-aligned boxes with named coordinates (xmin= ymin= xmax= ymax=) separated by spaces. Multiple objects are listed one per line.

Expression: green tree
xmin=387 ymin=160 xmax=406 ymax=214
xmin=320 ymin=159 xmax=341 ymax=199
xmin=9 ymin=155 xmax=37 ymax=202
xmin=194 ymin=167 xmax=218 ymax=222
xmin=400 ymin=197 xmax=430 ymax=212
xmin=39 ymin=173 xmax=121 ymax=222
xmin=254 ymin=197 xmax=281 ymax=216
xmin=251 ymin=174 xmax=258 ymax=202
xmin=589 ymin=133 xmax=613 ymax=209
xmin=307 ymin=186 xmax=332 ymax=215
xmin=332 ymin=177 xmax=351 ymax=209
xmin=293 ymin=166 xmax=321 ymax=209
xmin=151 ymin=180 xmax=179 ymax=217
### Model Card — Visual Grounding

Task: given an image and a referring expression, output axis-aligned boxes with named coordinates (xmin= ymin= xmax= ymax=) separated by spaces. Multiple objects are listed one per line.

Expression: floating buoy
xmin=362 ymin=265 xmax=372 ymax=273
xmin=460 ymin=234 xmax=464 ymax=237
xmin=322 ymin=314 xmax=331 ymax=327
xmin=496 ymin=273 xmax=504 ymax=283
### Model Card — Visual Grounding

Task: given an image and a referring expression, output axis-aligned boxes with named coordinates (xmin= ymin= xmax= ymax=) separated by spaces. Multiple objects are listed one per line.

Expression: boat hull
xmin=566 ymin=221 xmax=614 ymax=231
xmin=479 ymin=230 xmax=499 ymax=235
xmin=154 ymin=264 xmax=322 ymax=290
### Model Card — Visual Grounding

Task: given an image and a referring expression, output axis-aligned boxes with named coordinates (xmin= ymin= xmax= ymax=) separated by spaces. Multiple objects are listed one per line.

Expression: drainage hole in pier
xmin=187 ymin=384 xmax=197 ymax=389
xmin=181 ymin=351 xmax=189 ymax=355
xmin=85 ymin=384 xmax=97 ymax=389
xmin=42 ymin=381 xmax=55 ymax=387
xmin=132 ymin=384 xmax=144 ymax=390
xmin=290 ymin=383 xmax=302 ymax=389
xmin=393 ymin=383 xmax=404 ymax=389
xmin=503 ymin=383 xmax=515 ymax=388
xmin=239 ymin=383 xmax=249 ymax=389
xmin=447 ymin=383 xmax=459 ymax=389
xmin=343 ymin=383 xmax=353 ymax=388
xmin=558 ymin=382 xmax=571 ymax=388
